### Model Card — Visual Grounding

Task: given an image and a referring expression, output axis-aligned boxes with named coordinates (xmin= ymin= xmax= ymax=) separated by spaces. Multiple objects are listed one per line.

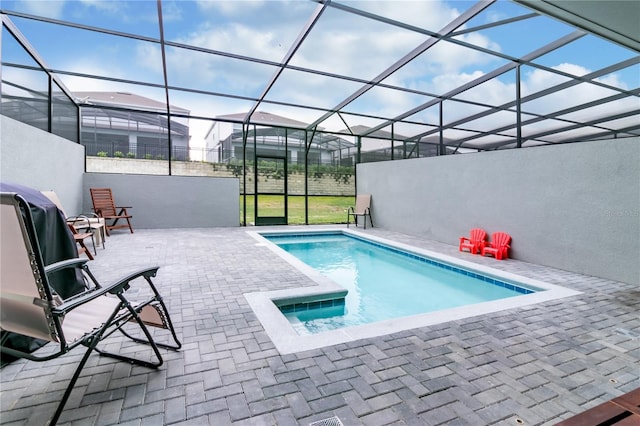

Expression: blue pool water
xmin=266 ymin=232 xmax=535 ymax=335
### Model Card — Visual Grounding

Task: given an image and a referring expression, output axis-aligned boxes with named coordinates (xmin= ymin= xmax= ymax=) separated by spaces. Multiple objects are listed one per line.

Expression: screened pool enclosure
xmin=1 ymin=0 xmax=638 ymax=225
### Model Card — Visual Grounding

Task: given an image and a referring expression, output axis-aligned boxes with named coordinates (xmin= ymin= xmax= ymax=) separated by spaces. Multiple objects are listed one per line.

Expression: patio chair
xmin=68 ymin=223 xmax=95 ymax=260
xmin=42 ymin=190 xmax=106 ymax=249
xmin=0 ymin=192 xmax=181 ymax=425
xmin=90 ymin=187 xmax=134 ymax=235
xmin=459 ymin=228 xmax=487 ymax=254
xmin=347 ymin=194 xmax=374 ymax=229
xmin=481 ymin=232 xmax=512 ymax=260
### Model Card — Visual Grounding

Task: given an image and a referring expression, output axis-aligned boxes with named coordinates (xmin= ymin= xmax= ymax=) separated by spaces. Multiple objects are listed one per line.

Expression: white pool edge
xmin=245 ymin=228 xmax=582 ymax=354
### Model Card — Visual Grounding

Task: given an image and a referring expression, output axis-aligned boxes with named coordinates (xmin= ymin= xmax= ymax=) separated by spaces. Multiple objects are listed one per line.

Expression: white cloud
xmin=184 ymin=23 xmax=286 ymax=61
xmin=288 ymin=21 xmax=425 ymax=80
xmin=77 ymin=0 xmax=123 ymax=14
xmin=196 ymin=0 xmax=266 ymax=15
xmin=142 ymin=0 xmax=504 ymax=117
xmin=521 ymin=65 xmax=633 ymax=120
xmin=342 ymin=0 xmax=463 ymax=33
xmin=17 ymin=0 xmax=66 ymax=19
xmin=159 ymin=1 xmax=183 ymax=23
xmin=134 ymin=42 xmax=165 ymax=80
xmin=485 ymin=10 xmax=509 ymax=24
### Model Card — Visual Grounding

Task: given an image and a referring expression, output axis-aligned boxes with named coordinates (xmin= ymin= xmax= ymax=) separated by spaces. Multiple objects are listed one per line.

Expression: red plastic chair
xmin=482 ymin=232 xmax=511 ymax=260
xmin=459 ymin=228 xmax=487 ymax=254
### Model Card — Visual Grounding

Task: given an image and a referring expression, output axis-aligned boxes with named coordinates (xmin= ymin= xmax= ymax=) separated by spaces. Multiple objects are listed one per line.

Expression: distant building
xmin=204 ymin=111 xmax=455 ymax=166
xmin=350 ymin=125 xmax=456 ymax=161
xmin=76 ymin=92 xmax=191 ymax=161
xmin=205 ymin=111 xmax=359 ymax=166
xmin=205 ymin=111 xmax=307 ymax=163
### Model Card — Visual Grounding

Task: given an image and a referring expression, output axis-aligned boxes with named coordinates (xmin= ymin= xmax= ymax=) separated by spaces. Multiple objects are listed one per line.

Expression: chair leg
xmin=92 ymin=225 xmax=106 ymax=249
xmin=76 ymin=239 xmax=94 ymax=260
xmin=106 ymin=217 xmax=134 ymax=234
xmin=94 ymin=299 xmax=165 ymax=369
xmin=76 ymin=242 xmax=87 ymax=258
xmin=49 ymin=306 xmax=121 ymax=425
xmin=98 ymin=227 xmax=105 ymax=249
xmin=90 ymin=232 xmax=97 ymax=256
xmin=50 ymin=343 xmax=98 ymax=425
xmin=82 ymin=241 xmax=94 ymax=260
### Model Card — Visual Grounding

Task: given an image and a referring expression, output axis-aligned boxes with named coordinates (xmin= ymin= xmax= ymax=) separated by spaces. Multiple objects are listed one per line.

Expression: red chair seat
xmin=459 ymin=228 xmax=486 ymax=254
xmin=481 ymin=232 xmax=511 ymax=260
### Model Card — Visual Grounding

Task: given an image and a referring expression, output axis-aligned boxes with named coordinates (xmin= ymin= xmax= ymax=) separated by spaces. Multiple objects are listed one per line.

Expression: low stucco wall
xmin=1 ymin=116 xmax=240 ymax=228
xmin=357 ymin=138 xmax=640 ymax=285
xmin=83 ymin=173 xmax=240 ymax=228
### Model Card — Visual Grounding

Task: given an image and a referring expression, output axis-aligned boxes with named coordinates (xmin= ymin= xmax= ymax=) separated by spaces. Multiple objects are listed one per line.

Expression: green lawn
xmin=242 ymin=195 xmax=355 ymax=225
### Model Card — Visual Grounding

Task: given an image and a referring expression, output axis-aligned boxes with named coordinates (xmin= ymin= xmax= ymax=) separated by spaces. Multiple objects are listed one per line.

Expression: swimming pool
xmin=245 ymin=229 xmax=581 ymax=354
xmin=267 ymin=232 xmax=535 ymax=335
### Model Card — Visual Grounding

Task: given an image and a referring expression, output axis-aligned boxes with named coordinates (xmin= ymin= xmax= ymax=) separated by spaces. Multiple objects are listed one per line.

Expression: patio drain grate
xmin=309 ymin=416 xmax=344 ymax=426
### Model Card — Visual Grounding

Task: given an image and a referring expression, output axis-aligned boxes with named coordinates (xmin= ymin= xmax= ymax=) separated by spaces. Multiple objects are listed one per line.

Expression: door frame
xmin=254 ymin=154 xmax=288 ymax=226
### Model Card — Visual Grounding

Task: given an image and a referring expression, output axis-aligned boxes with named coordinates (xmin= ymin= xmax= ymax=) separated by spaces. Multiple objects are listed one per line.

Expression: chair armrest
xmin=52 ymin=266 xmax=160 ymax=315
xmin=115 ymin=206 xmax=132 ymax=209
xmin=460 ymin=237 xmax=470 ymax=243
xmin=105 ymin=266 xmax=159 ymax=295
xmin=67 ymin=214 xmax=100 ymax=228
xmin=68 ymin=212 xmax=100 ymax=221
xmin=44 ymin=258 xmax=90 ymax=275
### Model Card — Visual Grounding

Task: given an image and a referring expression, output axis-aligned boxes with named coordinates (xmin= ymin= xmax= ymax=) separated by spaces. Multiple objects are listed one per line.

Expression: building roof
xmin=216 ymin=111 xmax=310 ymax=129
xmin=73 ymin=91 xmax=189 ymax=114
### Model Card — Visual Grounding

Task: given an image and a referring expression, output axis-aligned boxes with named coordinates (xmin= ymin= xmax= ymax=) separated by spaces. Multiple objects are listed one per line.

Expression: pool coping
xmin=245 ymin=228 xmax=582 ymax=354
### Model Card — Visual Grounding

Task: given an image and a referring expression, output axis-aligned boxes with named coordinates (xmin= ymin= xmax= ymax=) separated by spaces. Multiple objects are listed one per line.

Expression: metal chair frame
xmin=347 ymin=194 xmax=374 ymax=229
xmin=0 ymin=193 xmax=181 ymax=425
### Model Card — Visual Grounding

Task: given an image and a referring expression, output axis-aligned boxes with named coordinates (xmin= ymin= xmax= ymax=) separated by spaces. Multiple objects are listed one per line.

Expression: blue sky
xmin=2 ymin=0 xmax=638 ymax=145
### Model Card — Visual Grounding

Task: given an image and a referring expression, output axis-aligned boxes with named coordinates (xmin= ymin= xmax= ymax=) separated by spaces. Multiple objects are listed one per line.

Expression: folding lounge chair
xmin=0 ymin=192 xmax=181 ymax=425
xmin=482 ymin=232 xmax=512 ymax=260
xmin=42 ymin=190 xmax=106 ymax=249
xmin=459 ymin=228 xmax=487 ymax=254
xmin=347 ymin=194 xmax=374 ymax=229
xmin=90 ymin=187 xmax=134 ymax=235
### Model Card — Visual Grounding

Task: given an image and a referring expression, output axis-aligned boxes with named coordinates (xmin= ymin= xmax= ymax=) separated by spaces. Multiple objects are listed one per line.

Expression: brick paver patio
xmin=1 ymin=226 xmax=638 ymax=425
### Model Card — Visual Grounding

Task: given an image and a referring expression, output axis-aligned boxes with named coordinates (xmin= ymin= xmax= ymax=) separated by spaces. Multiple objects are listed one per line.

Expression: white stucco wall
xmin=83 ymin=173 xmax=239 ymax=228
xmin=1 ymin=116 xmax=86 ymax=214
xmin=357 ymin=138 xmax=640 ymax=285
